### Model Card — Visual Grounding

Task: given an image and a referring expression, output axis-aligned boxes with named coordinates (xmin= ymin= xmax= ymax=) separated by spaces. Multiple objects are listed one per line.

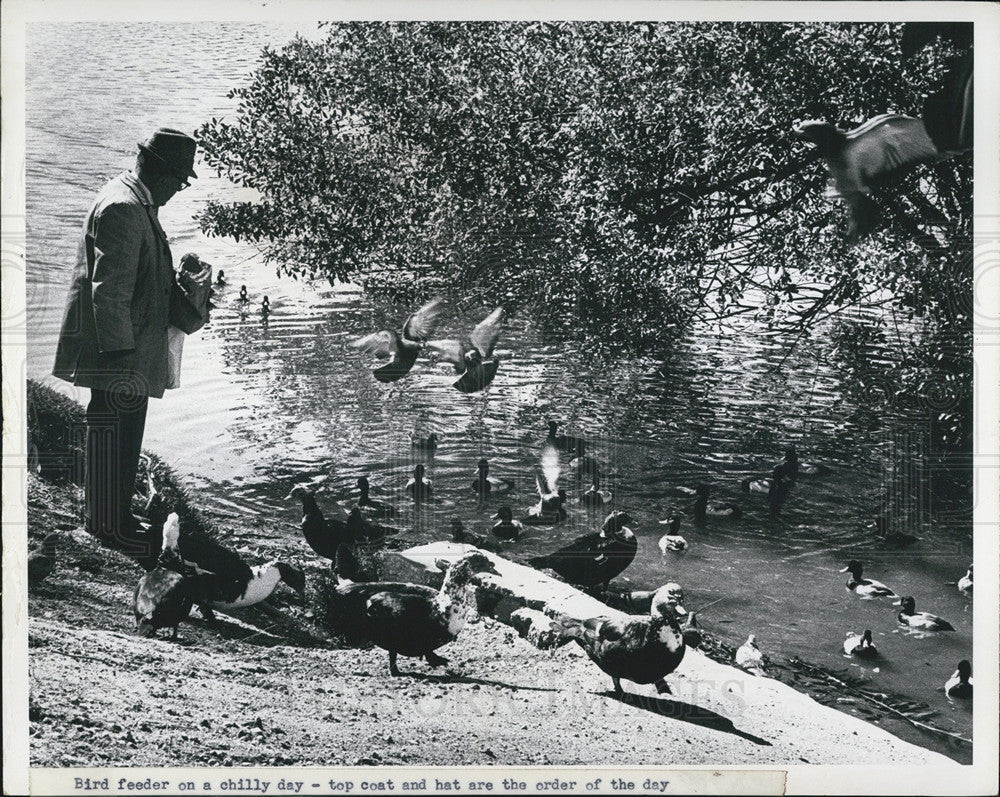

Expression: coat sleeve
xmin=90 ymin=201 xmax=143 ymax=353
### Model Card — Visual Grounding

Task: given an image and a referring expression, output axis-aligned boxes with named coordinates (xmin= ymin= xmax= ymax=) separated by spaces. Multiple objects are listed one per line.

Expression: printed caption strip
xmin=38 ymin=769 xmax=787 ymax=795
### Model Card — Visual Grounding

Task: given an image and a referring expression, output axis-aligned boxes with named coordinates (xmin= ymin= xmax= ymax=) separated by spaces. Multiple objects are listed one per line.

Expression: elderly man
xmin=53 ymin=128 xmax=211 ymax=560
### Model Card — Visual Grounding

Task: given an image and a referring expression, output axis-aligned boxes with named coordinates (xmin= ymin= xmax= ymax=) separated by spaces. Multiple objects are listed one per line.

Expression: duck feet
xmin=612 ymin=677 xmax=624 ymax=697
xmin=654 ymin=678 xmax=672 ymax=695
xmin=425 ymin=651 xmax=449 ymax=668
xmin=389 ymin=651 xmax=401 ymax=677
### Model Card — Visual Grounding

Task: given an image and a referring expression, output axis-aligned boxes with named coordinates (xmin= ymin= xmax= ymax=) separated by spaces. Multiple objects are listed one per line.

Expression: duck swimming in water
xmin=326 ymin=551 xmax=499 ymax=676
xmin=551 ymin=582 xmax=687 ymax=696
xmin=351 ymin=297 xmax=447 ymax=383
xmin=215 ymin=270 xmax=226 ymax=286
xmin=956 ymin=565 xmax=973 ymax=596
xmin=840 ymin=560 xmax=897 ymax=599
xmin=843 ymin=629 xmax=878 ymax=659
xmin=355 ymin=476 xmax=396 ymax=519
xmin=894 ymin=596 xmax=955 ymax=632
xmin=407 ymin=463 xmax=433 ymax=503
xmin=529 ymin=511 xmax=637 ymax=589
xmin=693 ymin=484 xmax=742 ymax=522
xmin=524 ymin=443 xmax=566 ymax=524
xmin=261 ymin=296 xmax=270 ymax=317
xmin=657 ymin=515 xmax=687 ymax=553
xmin=944 ymin=659 xmax=973 ymax=699
xmin=546 ymin=420 xmax=587 ymax=457
xmin=449 ymin=519 xmax=501 ymax=553
xmin=581 ymin=468 xmax=613 ymax=508
xmin=411 ymin=433 xmax=438 ymax=454
xmin=238 ymin=285 xmax=249 ymax=303
xmin=427 ymin=307 xmax=506 ymax=393
xmin=491 ymin=506 xmax=523 ymax=541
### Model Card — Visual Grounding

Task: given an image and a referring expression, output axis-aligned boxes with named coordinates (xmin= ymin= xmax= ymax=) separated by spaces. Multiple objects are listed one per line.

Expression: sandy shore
xmin=24 ymin=473 xmax=959 ymax=770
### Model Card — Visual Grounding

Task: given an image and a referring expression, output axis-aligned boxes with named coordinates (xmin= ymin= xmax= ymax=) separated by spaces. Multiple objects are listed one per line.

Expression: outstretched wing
xmin=403 ymin=297 xmax=448 ymax=342
xmin=538 ymin=442 xmax=561 ymax=495
xmin=351 ymin=330 xmax=400 ymax=359
xmin=847 ymin=115 xmax=939 ymax=187
xmin=469 ymin=307 xmax=505 ymax=358
xmin=425 ymin=338 xmax=467 ymax=368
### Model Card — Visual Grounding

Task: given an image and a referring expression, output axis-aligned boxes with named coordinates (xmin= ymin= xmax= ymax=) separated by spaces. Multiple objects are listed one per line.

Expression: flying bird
xmin=793 ymin=114 xmax=940 ymax=242
xmin=351 ymin=297 xmax=447 ymax=382
xmin=427 ymin=307 xmax=505 ymax=393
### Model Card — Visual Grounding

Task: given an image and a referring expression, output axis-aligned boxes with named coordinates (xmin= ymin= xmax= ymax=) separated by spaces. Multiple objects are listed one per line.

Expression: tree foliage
xmin=197 ymin=22 xmax=971 ymax=437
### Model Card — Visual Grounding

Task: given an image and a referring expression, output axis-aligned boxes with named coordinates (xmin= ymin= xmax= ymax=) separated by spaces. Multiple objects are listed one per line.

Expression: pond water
xmin=24 ymin=22 xmax=973 ymax=761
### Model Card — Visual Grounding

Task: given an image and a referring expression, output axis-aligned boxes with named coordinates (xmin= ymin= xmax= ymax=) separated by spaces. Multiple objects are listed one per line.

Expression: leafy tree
xmin=197 ymin=22 xmax=971 ymax=446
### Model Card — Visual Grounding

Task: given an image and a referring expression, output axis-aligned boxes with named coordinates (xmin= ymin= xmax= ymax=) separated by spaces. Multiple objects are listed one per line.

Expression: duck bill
xmin=673 ymin=604 xmax=688 ymax=617
xmin=892 ymin=599 xmax=902 ymax=606
xmin=838 ymin=566 xmax=849 ymax=573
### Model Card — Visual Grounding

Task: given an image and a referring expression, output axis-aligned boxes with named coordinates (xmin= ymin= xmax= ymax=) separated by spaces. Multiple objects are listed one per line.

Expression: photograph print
xmin=4 ymin=3 xmax=998 ymax=794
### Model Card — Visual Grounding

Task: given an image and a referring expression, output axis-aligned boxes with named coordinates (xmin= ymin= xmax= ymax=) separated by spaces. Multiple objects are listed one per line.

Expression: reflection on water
xmin=24 ymin=22 xmax=972 ymax=758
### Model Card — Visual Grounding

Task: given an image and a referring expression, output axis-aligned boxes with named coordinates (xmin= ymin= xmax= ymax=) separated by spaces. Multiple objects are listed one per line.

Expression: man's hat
xmin=138 ymin=128 xmax=198 ymax=180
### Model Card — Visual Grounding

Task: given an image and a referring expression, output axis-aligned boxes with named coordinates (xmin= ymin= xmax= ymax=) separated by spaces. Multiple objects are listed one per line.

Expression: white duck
xmin=956 ymin=565 xmax=973 ymax=596
xmin=735 ymin=634 xmax=766 ymax=675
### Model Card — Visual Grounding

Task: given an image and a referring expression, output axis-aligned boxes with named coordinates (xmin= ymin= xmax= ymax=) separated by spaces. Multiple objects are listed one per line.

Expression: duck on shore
xmin=735 ymin=634 xmax=766 ymax=676
xmin=843 ymin=629 xmax=878 ymax=659
xmin=286 ymin=484 xmax=350 ymax=565
xmin=28 ymin=533 xmax=59 ymax=587
xmin=326 ymin=551 xmax=499 ymax=676
xmin=840 ymin=560 xmax=897 ymax=599
xmin=133 ymin=514 xmax=212 ymax=640
xmin=894 ymin=596 xmax=955 ymax=632
xmin=944 ymin=660 xmax=973 ymax=699
xmin=351 ymin=297 xmax=447 ymax=383
xmin=551 ymin=582 xmax=687 ymax=696
xmin=203 ymin=561 xmax=305 ymax=615
xmin=529 ymin=511 xmax=637 ymax=589
xmin=491 ymin=506 xmax=524 ymax=541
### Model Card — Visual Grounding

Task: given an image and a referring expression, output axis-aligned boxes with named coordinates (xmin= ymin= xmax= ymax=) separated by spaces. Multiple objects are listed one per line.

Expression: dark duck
xmin=346 ymin=506 xmax=398 ymax=545
xmin=355 ymin=476 xmax=396 ymax=519
xmin=326 ymin=551 xmax=499 ymax=676
xmin=550 ymin=582 xmax=687 ymax=696
xmin=693 ymin=484 xmax=742 ymax=522
xmin=411 ymin=433 xmax=438 ymax=454
xmin=471 ymin=458 xmax=509 ymax=498
xmin=523 ymin=444 xmax=566 ymax=524
xmin=894 ymin=596 xmax=955 ymax=632
xmin=491 ymin=505 xmax=523 ymax=541
xmin=133 ymin=514 xmax=212 ymax=640
xmin=840 ymin=560 xmax=897 ymax=599
xmin=406 ymin=464 xmax=433 ymax=503
xmin=780 ymin=446 xmax=830 ymax=478
xmin=449 ymin=519 xmax=501 ymax=553
xmin=28 ymin=533 xmax=59 ymax=587
xmin=427 ymin=307 xmax=506 ymax=393
xmin=350 ymin=297 xmax=447 ymax=383
xmin=529 ymin=510 xmax=637 ymax=590
xmin=843 ymin=629 xmax=878 ymax=659
xmin=286 ymin=484 xmax=350 ymax=566
xmin=793 ymin=115 xmax=940 ymax=243
xmin=546 ymin=420 xmax=587 ymax=456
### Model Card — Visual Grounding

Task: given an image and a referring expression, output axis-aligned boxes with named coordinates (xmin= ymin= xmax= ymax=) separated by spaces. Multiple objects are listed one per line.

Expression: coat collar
xmin=120 ymin=171 xmax=169 ymax=246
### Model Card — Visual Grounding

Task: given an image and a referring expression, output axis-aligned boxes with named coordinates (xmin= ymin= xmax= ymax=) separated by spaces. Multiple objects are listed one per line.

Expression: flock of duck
xmin=115 ymin=291 xmax=975 ymax=704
